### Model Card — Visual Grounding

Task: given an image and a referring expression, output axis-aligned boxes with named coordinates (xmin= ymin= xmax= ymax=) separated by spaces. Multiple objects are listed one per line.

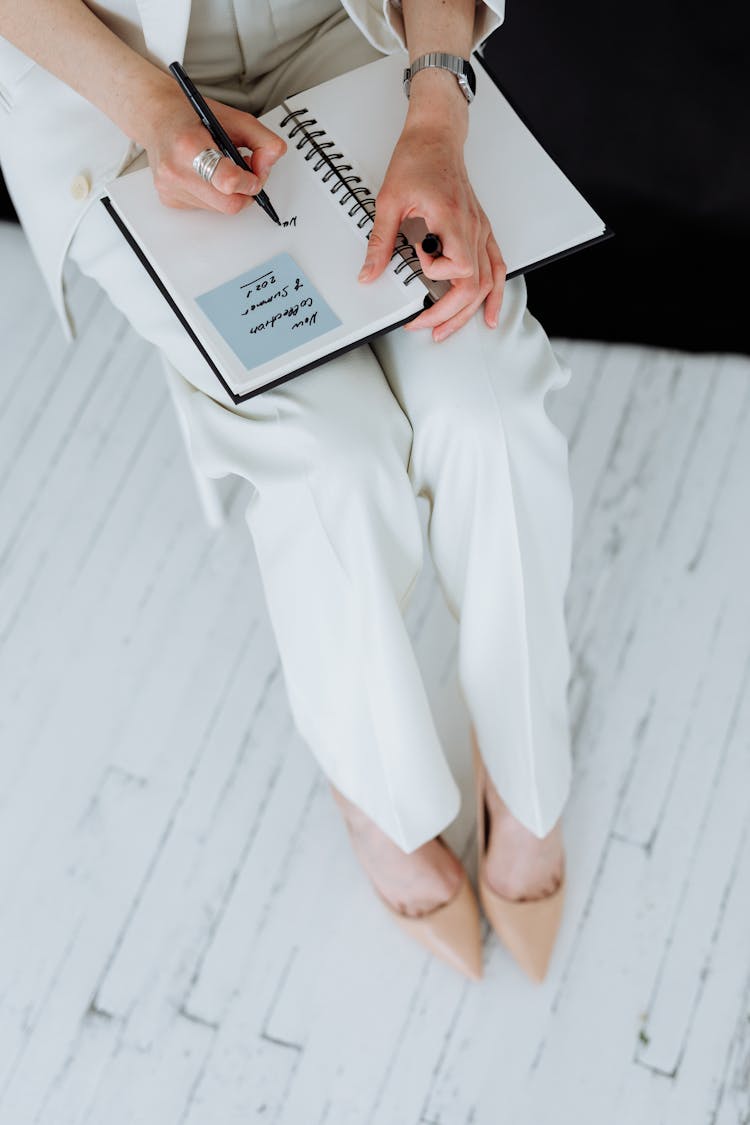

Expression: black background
xmin=2 ymin=2 xmax=748 ymax=353
xmin=479 ymin=0 xmax=749 ymax=353
xmin=0 ymin=163 xmax=14 ymax=222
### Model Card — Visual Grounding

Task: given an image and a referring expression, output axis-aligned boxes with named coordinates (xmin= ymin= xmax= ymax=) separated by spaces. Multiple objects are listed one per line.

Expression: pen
xmin=168 ymin=60 xmax=281 ymax=226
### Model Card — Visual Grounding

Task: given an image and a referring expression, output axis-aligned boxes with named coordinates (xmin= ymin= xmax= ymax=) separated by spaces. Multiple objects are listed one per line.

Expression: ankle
xmin=329 ymin=782 xmax=373 ymax=834
xmin=330 ymin=783 xmax=465 ymax=915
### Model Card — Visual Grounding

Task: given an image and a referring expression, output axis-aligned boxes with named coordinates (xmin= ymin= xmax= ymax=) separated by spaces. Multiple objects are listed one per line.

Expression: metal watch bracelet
xmin=402 ymin=51 xmax=476 ymax=103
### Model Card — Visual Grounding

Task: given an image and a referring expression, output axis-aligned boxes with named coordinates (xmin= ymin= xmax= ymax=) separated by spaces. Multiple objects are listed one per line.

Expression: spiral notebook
xmin=102 ymin=50 xmax=610 ymax=403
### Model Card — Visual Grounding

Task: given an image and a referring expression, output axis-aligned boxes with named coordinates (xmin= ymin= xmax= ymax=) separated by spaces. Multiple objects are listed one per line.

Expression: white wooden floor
xmin=1 ymin=220 xmax=749 ymax=1125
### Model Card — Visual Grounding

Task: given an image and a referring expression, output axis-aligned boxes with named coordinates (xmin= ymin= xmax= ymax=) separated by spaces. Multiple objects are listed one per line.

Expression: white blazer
xmin=0 ymin=0 xmax=503 ymax=340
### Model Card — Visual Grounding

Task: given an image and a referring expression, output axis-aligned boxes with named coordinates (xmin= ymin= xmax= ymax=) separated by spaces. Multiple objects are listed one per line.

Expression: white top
xmin=182 ymin=0 xmax=342 ymax=88
xmin=182 ymin=0 xmax=245 ymax=83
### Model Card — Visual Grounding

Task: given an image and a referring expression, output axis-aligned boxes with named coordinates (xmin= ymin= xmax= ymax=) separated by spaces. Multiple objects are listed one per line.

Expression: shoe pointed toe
xmin=478 ymin=871 xmax=565 ymax=982
xmin=384 ymin=873 xmax=484 ymax=982
xmin=472 ymin=724 xmax=566 ymax=983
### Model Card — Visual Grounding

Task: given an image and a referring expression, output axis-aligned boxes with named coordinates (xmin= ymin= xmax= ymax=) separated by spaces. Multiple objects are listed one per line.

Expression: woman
xmin=0 ymin=0 xmax=573 ymax=983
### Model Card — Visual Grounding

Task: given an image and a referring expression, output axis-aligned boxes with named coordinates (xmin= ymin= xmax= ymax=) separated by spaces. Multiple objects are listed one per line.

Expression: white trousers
xmin=66 ymin=7 xmax=575 ymax=854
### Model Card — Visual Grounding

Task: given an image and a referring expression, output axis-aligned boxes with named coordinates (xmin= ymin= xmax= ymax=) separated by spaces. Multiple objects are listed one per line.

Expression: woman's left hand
xmin=358 ymin=121 xmax=507 ymax=342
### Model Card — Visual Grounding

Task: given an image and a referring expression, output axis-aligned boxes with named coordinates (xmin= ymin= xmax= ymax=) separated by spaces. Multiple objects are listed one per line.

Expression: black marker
xmin=169 ymin=60 xmax=281 ymax=226
xmin=421 ymin=232 xmax=443 ymax=256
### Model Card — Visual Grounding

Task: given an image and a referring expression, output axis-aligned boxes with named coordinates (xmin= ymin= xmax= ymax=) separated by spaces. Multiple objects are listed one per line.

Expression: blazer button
xmin=70 ymin=174 xmax=91 ymax=201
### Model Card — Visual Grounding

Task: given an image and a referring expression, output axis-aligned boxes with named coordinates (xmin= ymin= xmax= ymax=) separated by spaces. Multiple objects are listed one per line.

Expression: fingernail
xmin=358 ymin=262 xmax=372 ymax=281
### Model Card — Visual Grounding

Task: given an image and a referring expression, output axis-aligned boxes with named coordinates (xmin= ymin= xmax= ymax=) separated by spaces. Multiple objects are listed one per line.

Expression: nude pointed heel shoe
xmin=471 ymin=725 xmax=566 ymax=983
xmin=372 ymin=835 xmax=483 ymax=982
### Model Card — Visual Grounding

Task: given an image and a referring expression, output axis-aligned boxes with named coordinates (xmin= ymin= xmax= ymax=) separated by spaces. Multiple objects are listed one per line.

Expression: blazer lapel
xmin=135 ymin=0 xmax=192 ymax=66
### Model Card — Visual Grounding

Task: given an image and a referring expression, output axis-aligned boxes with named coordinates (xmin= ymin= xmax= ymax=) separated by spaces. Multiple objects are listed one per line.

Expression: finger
xmin=238 ymin=146 xmax=270 ymax=188
xmin=205 ymin=99 xmax=288 ymax=179
xmin=404 ymin=277 xmax=479 ymax=334
xmin=166 ymin=136 xmax=257 ymax=209
xmin=166 ymin=190 xmax=254 ymax=214
xmin=414 ymin=236 xmax=474 ymax=282
xmin=430 ymin=249 xmax=494 ymax=341
xmin=169 ymin=171 xmax=256 ymax=215
xmin=359 ymin=192 xmax=403 ymax=282
xmin=209 ymin=154 xmax=262 ymax=198
xmin=433 ymin=275 xmax=493 ymax=342
xmin=484 ymin=233 xmax=507 ymax=328
xmin=413 ymin=212 xmax=480 ymax=281
xmin=245 ymin=133 xmax=288 ymax=180
xmin=407 ymin=246 xmax=493 ymax=341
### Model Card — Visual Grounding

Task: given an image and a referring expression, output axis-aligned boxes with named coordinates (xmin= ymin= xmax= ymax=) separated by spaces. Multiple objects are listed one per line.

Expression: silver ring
xmin=192 ymin=146 xmax=223 ymax=184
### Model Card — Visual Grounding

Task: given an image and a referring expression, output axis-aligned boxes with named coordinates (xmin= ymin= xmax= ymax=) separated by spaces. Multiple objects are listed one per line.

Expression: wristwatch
xmin=402 ymin=52 xmax=477 ymax=103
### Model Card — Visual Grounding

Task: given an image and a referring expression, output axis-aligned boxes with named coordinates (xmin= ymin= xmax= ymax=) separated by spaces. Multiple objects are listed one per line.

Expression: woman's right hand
xmin=0 ymin=1 xmax=289 ymax=216
xmin=140 ymin=90 xmax=288 ymax=215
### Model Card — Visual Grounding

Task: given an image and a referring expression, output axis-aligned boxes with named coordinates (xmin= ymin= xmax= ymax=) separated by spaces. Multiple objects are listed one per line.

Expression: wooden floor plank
xmin=633 ymin=395 xmax=750 ymax=1075
xmin=95 ymin=647 xmax=293 ymax=1038
xmin=2 ymin=223 xmax=750 ymax=1125
xmin=614 ymin=355 xmax=750 ymax=845
xmin=0 ymin=766 xmax=175 ymax=1120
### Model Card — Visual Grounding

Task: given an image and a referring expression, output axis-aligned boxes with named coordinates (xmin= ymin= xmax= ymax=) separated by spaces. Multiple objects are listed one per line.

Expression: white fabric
xmin=182 ymin=0 xmax=246 ymax=83
xmin=182 ymin=0 xmax=342 ymax=86
xmin=0 ymin=0 xmax=504 ymax=339
xmin=383 ymin=0 xmax=505 ymax=56
xmin=62 ymin=5 xmax=575 ymax=854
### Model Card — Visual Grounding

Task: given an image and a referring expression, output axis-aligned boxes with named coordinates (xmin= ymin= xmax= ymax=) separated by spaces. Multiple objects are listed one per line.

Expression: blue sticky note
xmin=195 ymin=252 xmax=341 ymax=370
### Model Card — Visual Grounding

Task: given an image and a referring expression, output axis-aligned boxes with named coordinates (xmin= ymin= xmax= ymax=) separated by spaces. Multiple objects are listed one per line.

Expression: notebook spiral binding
xmin=279 ymin=105 xmax=425 ymax=287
